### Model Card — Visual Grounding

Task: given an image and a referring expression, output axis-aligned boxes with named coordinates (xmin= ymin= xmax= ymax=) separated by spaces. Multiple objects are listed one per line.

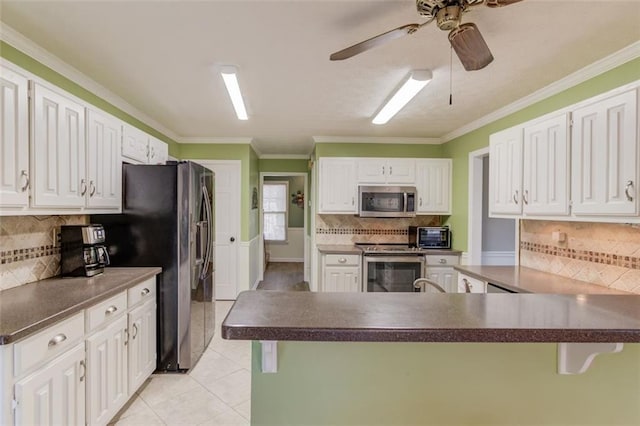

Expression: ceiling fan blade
xmin=330 ymin=23 xmax=421 ymax=61
xmin=485 ymin=0 xmax=524 ymax=8
xmin=448 ymin=23 xmax=494 ymax=71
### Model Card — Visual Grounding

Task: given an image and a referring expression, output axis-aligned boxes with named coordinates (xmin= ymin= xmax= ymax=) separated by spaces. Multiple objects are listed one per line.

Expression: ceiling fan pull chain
xmin=449 ymin=44 xmax=453 ymax=106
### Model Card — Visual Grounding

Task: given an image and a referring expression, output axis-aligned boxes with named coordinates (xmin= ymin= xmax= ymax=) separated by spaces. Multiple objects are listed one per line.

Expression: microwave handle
xmin=404 ymin=192 xmax=408 ymax=212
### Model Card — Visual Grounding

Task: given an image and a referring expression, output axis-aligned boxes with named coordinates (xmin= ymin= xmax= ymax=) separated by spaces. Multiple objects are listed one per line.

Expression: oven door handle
xmin=364 ymin=255 xmax=426 ymax=263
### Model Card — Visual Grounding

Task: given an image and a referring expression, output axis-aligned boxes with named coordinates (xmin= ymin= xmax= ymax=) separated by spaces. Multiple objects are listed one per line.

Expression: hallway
xmin=256 ymin=262 xmax=308 ymax=291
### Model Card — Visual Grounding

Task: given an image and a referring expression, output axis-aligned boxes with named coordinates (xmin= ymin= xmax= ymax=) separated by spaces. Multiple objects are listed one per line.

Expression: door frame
xmin=467 ymin=147 xmax=519 ymax=265
xmin=259 ymin=172 xmax=309 ymax=283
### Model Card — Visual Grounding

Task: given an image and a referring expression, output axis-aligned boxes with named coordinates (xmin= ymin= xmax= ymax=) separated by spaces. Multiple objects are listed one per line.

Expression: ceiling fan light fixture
xmin=372 ymin=70 xmax=432 ymax=125
xmin=220 ymin=65 xmax=248 ymax=120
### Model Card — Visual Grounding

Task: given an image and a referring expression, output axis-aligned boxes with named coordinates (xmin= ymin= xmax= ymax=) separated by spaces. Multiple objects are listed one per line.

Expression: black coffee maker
xmin=61 ymin=224 xmax=110 ymax=277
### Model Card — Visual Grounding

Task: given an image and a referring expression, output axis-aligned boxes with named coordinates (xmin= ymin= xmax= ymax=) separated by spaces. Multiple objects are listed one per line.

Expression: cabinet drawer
xmin=14 ymin=312 xmax=84 ymax=376
xmin=86 ymin=291 xmax=127 ymax=332
xmin=324 ymin=254 xmax=360 ymax=266
xmin=424 ymin=255 xmax=459 ymax=266
xmin=128 ymin=277 xmax=157 ymax=307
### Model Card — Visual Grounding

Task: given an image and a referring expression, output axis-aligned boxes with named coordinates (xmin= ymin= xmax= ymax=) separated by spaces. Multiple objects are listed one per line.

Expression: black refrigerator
xmin=92 ymin=161 xmax=215 ymax=371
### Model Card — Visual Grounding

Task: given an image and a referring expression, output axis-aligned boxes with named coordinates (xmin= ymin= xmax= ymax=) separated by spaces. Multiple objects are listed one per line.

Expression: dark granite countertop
xmin=222 ymin=291 xmax=640 ymax=343
xmin=0 ymin=267 xmax=161 ymax=344
xmin=454 ymin=265 xmax=631 ymax=295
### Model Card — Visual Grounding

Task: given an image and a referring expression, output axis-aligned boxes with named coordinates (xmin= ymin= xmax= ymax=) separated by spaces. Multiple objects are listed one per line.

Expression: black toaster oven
xmin=408 ymin=226 xmax=451 ymax=249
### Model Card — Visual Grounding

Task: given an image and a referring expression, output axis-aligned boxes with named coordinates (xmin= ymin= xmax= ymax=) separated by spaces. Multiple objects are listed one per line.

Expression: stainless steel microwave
xmin=408 ymin=226 xmax=451 ymax=249
xmin=358 ymin=186 xmax=417 ymax=218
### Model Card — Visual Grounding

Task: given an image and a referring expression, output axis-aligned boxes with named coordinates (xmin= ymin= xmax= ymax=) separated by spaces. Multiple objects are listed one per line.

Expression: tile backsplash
xmin=520 ymin=220 xmax=640 ymax=294
xmin=0 ymin=215 xmax=88 ymax=291
xmin=315 ymin=214 xmax=440 ymax=245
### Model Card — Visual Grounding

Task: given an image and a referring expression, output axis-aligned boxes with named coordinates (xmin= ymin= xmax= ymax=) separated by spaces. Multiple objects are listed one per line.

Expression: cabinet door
xmin=121 ymin=123 xmax=149 ymax=164
xmin=323 ymin=266 xmax=360 ymax=292
xmin=489 ymin=127 xmax=523 ymax=215
xmin=0 ymin=66 xmax=29 ymax=207
xmin=128 ymin=300 xmax=156 ymax=393
xmin=415 ymin=159 xmax=451 ymax=214
xmin=425 ymin=268 xmax=457 ymax=293
xmin=385 ymin=159 xmax=415 ymax=184
xmin=318 ymin=158 xmax=357 ymax=213
xmin=148 ymin=137 xmax=168 ymax=164
xmin=31 ymin=82 xmax=86 ymax=208
xmin=356 ymin=159 xmax=387 ymax=184
xmin=457 ymin=273 xmax=486 ymax=293
xmin=86 ymin=108 xmax=122 ymax=209
xmin=14 ymin=343 xmax=85 ymax=426
xmin=571 ymin=89 xmax=638 ymax=216
xmin=86 ymin=315 xmax=128 ymax=426
xmin=522 ymin=114 xmax=570 ymax=216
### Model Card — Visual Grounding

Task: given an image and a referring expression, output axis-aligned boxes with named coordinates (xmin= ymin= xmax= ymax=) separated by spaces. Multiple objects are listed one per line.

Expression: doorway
xmin=259 ymin=172 xmax=309 ymax=284
xmin=468 ymin=148 xmax=517 ymax=265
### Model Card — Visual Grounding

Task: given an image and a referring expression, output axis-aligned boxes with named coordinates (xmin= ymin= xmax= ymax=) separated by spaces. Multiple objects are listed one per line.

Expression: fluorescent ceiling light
xmin=220 ymin=66 xmax=248 ymax=120
xmin=372 ymin=70 xmax=432 ymax=125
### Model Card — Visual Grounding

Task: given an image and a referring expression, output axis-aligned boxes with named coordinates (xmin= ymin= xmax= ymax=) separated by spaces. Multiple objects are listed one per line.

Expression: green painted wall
xmin=441 ymin=58 xmax=640 ymax=251
xmin=249 ymin=147 xmax=260 ymax=239
xmin=264 ymin=176 xmax=305 ymax=228
xmin=0 ymin=41 xmax=180 ymax=157
xmin=315 ymin=143 xmax=444 ymax=158
xmin=180 ymin=143 xmax=256 ymax=241
xmin=252 ymin=341 xmax=640 ymax=425
xmin=258 ymin=158 xmax=309 ymax=173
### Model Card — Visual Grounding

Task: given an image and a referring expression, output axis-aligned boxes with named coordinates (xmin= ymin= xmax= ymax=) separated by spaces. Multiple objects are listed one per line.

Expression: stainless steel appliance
xmin=60 ymin=224 xmax=110 ymax=277
xmin=358 ymin=185 xmax=416 ymax=218
xmin=92 ymin=161 xmax=215 ymax=371
xmin=408 ymin=226 xmax=451 ymax=249
xmin=358 ymin=244 xmax=425 ymax=292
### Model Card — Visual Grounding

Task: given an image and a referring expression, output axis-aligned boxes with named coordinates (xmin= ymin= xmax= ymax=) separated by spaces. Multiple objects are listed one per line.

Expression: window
xmin=263 ymin=181 xmax=288 ymax=242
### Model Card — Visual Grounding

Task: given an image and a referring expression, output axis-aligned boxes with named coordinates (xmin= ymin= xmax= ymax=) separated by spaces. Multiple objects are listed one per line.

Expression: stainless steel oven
xmin=359 ymin=245 xmax=425 ymax=292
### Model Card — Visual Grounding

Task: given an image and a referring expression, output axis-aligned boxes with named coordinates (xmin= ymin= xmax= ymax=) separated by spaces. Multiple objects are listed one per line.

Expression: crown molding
xmin=441 ymin=40 xmax=640 ymax=143
xmin=0 ymin=22 xmax=181 ymax=142
xmin=179 ymin=137 xmax=255 ymax=144
xmin=312 ymin=136 xmax=441 ymax=144
xmin=259 ymin=154 xmax=311 ymax=160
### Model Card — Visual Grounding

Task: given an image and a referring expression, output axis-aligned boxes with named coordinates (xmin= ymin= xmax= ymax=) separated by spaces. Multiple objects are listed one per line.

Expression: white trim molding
xmin=312 ymin=136 xmax=441 ymax=144
xmin=259 ymin=154 xmax=311 ymax=160
xmin=179 ymin=137 xmax=254 ymax=144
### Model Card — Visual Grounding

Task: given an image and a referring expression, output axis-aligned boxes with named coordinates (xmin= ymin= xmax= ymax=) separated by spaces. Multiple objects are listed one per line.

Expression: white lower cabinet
xmin=424 ymin=254 xmax=459 ymax=293
xmin=128 ymin=299 xmax=156 ymax=392
xmin=14 ymin=343 xmax=85 ymax=426
xmin=321 ymin=254 xmax=361 ymax=292
xmin=457 ymin=273 xmax=487 ymax=293
xmin=86 ymin=315 xmax=128 ymax=426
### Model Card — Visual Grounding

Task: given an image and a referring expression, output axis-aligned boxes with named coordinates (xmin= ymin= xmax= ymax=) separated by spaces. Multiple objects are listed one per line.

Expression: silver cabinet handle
xmin=389 ymin=166 xmax=393 ymax=175
xmin=512 ymin=190 xmax=519 ymax=205
xmin=48 ymin=333 xmax=67 ymax=347
xmin=105 ymin=305 xmax=118 ymax=315
xmin=338 ymin=257 xmax=347 ymax=264
xmin=146 ymin=145 xmax=150 ymax=158
xmin=382 ymin=166 xmax=385 ymax=175
xmin=625 ymin=180 xmax=634 ymax=202
xmin=462 ymin=278 xmax=472 ymax=293
xmin=141 ymin=288 xmax=150 ymax=296
xmin=79 ymin=360 xmax=86 ymax=382
xmin=523 ymin=190 xmax=529 ymax=205
xmin=419 ymin=197 xmax=423 ymax=207
xmin=438 ymin=258 xmax=446 ymax=264
xmin=124 ymin=328 xmax=129 ymax=346
xmin=351 ymin=197 xmax=355 ymax=206
xmin=80 ymin=179 xmax=87 ymax=196
xmin=20 ymin=170 xmax=29 ymax=192
xmin=132 ymin=323 xmax=138 ymax=339
xmin=89 ymin=181 xmax=96 ymax=197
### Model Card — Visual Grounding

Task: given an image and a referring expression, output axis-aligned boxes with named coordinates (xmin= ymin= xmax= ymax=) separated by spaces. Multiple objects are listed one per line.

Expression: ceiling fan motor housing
xmin=436 ymin=6 xmax=462 ymax=30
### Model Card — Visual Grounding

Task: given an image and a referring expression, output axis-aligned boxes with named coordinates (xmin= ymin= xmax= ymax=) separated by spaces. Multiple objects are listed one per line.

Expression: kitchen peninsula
xmin=222 ymin=291 xmax=640 ymax=425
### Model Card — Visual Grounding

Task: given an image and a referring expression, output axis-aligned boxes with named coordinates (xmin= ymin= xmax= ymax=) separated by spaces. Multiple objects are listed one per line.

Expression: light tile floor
xmin=109 ymin=301 xmax=250 ymax=426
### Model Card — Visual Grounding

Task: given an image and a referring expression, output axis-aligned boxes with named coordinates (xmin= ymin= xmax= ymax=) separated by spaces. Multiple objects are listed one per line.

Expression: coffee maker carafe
xmin=61 ymin=224 xmax=110 ymax=277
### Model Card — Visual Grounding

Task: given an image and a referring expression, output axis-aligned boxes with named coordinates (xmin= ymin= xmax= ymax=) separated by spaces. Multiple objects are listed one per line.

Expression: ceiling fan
xmin=330 ymin=0 xmax=523 ymax=71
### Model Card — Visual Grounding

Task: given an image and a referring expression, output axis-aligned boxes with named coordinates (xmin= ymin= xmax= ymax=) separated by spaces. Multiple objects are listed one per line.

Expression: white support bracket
xmin=557 ymin=343 xmax=624 ymax=374
xmin=260 ymin=340 xmax=278 ymax=373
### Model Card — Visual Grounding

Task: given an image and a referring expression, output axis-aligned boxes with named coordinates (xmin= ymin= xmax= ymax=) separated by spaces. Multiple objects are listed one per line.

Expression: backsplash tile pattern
xmin=315 ymin=214 xmax=440 ymax=245
xmin=0 ymin=215 xmax=87 ymax=291
xmin=520 ymin=220 xmax=640 ymax=294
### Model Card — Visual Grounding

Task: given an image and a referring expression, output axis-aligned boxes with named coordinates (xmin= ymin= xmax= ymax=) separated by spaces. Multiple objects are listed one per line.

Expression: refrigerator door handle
xmin=201 ymin=184 xmax=214 ymax=279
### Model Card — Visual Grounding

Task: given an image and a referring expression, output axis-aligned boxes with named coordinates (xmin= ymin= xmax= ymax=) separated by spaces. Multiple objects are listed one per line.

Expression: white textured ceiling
xmin=1 ymin=0 xmax=639 ymax=155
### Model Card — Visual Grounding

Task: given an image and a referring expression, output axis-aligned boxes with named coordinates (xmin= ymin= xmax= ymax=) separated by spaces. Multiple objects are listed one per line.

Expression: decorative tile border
xmin=316 ymin=228 xmax=408 ymax=235
xmin=520 ymin=242 xmax=640 ymax=270
xmin=0 ymin=245 xmax=60 ymax=265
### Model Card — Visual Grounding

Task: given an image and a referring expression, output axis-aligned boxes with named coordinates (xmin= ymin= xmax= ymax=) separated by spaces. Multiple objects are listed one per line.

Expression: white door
xmin=0 ymin=65 xmax=29 ymax=207
xmin=86 ymin=108 xmax=122 ymax=209
xmin=323 ymin=266 xmax=360 ymax=292
xmin=200 ymin=161 xmax=241 ymax=300
xmin=128 ymin=299 xmax=156 ymax=392
xmin=385 ymin=159 xmax=416 ymax=184
xmin=489 ymin=126 xmax=523 ymax=215
xmin=121 ymin=123 xmax=149 ymax=164
xmin=318 ymin=158 xmax=357 ymax=213
xmin=356 ymin=159 xmax=387 ymax=184
xmin=415 ymin=159 xmax=452 ymax=214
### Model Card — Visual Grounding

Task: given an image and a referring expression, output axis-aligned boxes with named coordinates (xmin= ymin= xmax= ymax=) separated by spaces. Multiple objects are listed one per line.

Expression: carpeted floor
xmin=255 ymin=262 xmax=309 ymax=291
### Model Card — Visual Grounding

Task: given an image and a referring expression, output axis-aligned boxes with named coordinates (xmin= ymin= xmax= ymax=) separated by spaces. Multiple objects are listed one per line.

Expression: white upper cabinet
xmin=489 ymin=126 xmax=523 ymax=215
xmin=415 ymin=159 xmax=451 ymax=214
xmin=148 ymin=136 xmax=168 ymax=164
xmin=357 ymin=159 xmax=415 ymax=184
xmin=31 ymin=82 xmax=86 ymax=208
xmin=86 ymin=108 xmax=122 ymax=209
xmin=522 ymin=113 xmax=570 ymax=215
xmin=318 ymin=158 xmax=357 ymax=213
xmin=571 ymin=89 xmax=638 ymax=217
xmin=0 ymin=65 xmax=29 ymax=207
xmin=122 ymin=123 xmax=150 ymax=164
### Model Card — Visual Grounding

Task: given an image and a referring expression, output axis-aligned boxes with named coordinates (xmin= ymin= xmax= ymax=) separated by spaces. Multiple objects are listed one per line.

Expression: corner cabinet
xmin=415 ymin=159 xmax=452 ymax=214
xmin=122 ymin=124 xmax=169 ymax=165
xmin=318 ymin=158 xmax=357 ymax=213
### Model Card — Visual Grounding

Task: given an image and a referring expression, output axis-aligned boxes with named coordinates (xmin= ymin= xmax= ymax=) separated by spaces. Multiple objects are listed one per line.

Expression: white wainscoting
xmin=481 ymin=251 xmax=516 ymax=265
xmin=239 ymin=235 xmax=261 ymax=293
xmin=266 ymin=228 xmax=305 ymax=262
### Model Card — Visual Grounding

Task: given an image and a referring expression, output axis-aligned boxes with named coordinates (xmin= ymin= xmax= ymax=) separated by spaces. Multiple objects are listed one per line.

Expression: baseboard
xmin=481 ymin=251 xmax=516 ymax=265
xmin=268 ymin=258 xmax=304 ymax=263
